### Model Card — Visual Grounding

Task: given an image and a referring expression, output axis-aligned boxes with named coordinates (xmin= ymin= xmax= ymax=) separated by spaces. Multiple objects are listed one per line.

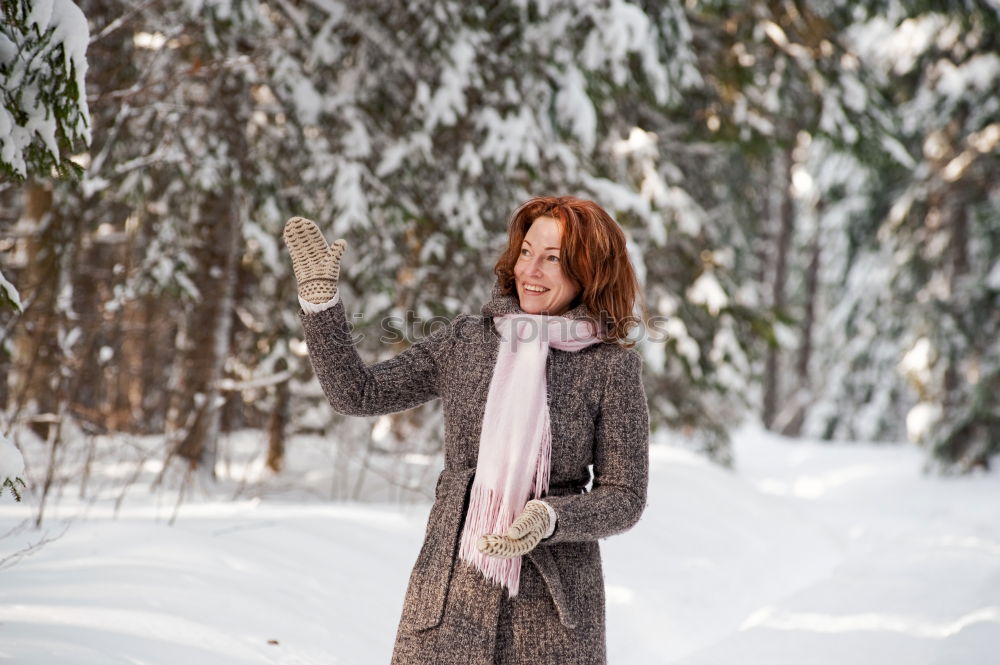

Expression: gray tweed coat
xmin=298 ymin=281 xmax=649 ymax=664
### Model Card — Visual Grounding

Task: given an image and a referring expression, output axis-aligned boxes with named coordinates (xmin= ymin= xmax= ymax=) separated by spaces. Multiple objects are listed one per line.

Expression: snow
xmin=850 ymin=14 xmax=949 ymax=76
xmin=555 ymin=65 xmax=597 ymax=152
xmin=374 ymin=138 xmax=410 ymax=177
xmin=133 ymin=31 xmax=168 ymax=50
xmin=935 ymin=53 xmax=1000 ymax=99
xmin=906 ymin=402 xmax=943 ymax=444
xmin=50 ymin=0 xmax=91 ymax=134
xmin=579 ymin=173 xmax=652 ymax=220
xmin=457 ymin=142 xmax=483 ymax=178
xmin=660 ymin=184 xmax=705 ymax=236
xmin=898 ymin=336 xmax=934 ymax=386
xmin=579 ymin=0 xmax=654 ymax=86
xmin=839 ymin=73 xmax=868 ymax=113
xmin=0 ymin=434 xmax=24 ymax=481
xmin=291 ymin=77 xmax=322 ymax=125
xmin=341 ymin=112 xmax=371 ymax=159
xmin=614 ymin=126 xmax=657 ymax=157
xmin=0 ymin=32 xmax=16 ymax=64
xmin=26 ymin=0 xmax=56 ymax=31
xmin=987 ymin=259 xmax=1000 ymax=290
xmin=879 ymin=134 xmax=917 ymax=169
xmin=185 ymin=0 xmax=236 ymax=19
xmin=660 ymin=315 xmax=700 ymax=368
xmin=686 ymin=269 xmax=729 ymax=316
xmin=423 ymin=34 xmax=478 ymax=131
xmin=2 ymin=426 xmax=997 ymax=663
xmin=671 ymin=428 xmax=1000 ymax=664
xmin=331 ymin=160 xmax=370 ymax=238
xmin=0 ymin=267 xmax=22 ymax=311
xmin=476 ymin=106 xmax=542 ymax=170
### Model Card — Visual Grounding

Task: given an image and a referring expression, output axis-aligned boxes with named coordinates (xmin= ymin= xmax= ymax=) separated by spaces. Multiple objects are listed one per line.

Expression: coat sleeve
xmin=542 ymin=349 xmax=649 ymax=544
xmin=298 ymin=298 xmax=460 ymax=417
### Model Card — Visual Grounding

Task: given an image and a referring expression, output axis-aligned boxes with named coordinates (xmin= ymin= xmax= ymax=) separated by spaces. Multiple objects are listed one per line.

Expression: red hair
xmin=493 ymin=196 xmax=643 ymax=348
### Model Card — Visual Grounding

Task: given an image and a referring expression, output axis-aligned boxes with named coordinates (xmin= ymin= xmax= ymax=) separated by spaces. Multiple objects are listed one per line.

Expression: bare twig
xmin=113 ymin=436 xmax=158 ymax=519
xmin=89 ymin=0 xmax=163 ymax=45
xmin=34 ymin=413 xmax=65 ymax=528
xmin=0 ymin=521 xmax=71 ymax=571
xmin=167 ymin=464 xmax=194 ymax=526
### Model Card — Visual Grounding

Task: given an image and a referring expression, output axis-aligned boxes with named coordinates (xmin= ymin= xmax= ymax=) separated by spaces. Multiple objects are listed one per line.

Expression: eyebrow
xmin=523 ymin=240 xmax=560 ymax=251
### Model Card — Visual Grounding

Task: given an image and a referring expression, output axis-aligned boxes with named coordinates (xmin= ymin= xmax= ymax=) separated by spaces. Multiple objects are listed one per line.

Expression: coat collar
xmin=480 ymin=279 xmax=595 ymax=323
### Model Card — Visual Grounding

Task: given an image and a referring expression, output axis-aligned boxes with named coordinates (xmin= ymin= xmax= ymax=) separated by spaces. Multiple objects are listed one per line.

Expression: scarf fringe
xmin=458 ymin=415 xmax=552 ymax=599
xmin=459 ymin=484 xmax=523 ymax=596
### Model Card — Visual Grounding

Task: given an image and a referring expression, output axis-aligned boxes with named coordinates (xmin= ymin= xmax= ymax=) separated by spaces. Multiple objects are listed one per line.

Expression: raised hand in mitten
xmin=282 ymin=216 xmax=348 ymax=304
xmin=477 ymin=500 xmax=552 ymax=559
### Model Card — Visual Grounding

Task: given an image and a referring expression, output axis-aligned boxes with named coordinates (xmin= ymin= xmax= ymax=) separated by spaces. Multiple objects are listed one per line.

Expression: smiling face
xmin=514 ymin=215 xmax=581 ymax=316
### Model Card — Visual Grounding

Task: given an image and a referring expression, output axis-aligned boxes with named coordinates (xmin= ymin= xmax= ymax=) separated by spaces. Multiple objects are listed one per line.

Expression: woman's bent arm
xmin=298 ymin=298 xmax=459 ymax=417
xmin=542 ymin=350 xmax=650 ymax=544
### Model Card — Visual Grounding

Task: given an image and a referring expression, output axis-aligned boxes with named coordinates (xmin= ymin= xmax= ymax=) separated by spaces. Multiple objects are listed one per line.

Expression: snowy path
xmin=0 ymin=427 xmax=997 ymax=664
xmin=668 ymin=429 xmax=1000 ymax=665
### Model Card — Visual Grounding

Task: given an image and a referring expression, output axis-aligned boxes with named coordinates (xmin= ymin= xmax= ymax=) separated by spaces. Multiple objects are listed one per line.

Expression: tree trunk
xmin=781 ymin=207 xmax=823 ymax=437
xmin=66 ymin=226 xmax=120 ymax=432
xmin=10 ymin=182 xmax=61 ymax=441
xmin=167 ymin=192 xmax=242 ymax=472
xmin=137 ymin=291 xmax=180 ymax=434
xmin=762 ymin=146 xmax=795 ymax=430
xmin=797 ymin=224 xmax=820 ymax=383
xmin=266 ymin=359 xmax=289 ymax=472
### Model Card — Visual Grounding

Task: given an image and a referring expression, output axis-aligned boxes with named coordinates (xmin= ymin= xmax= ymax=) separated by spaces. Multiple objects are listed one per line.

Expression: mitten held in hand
xmin=477 ymin=499 xmax=552 ymax=559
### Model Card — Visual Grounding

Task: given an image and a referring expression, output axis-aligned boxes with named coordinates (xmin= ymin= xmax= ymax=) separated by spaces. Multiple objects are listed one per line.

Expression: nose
xmin=527 ymin=256 xmax=545 ymax=276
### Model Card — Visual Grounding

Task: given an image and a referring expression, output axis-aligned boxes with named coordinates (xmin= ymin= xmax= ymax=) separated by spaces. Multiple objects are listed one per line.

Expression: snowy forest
xmin=1 ymin=1 xmax=999 ymax=663
xmin=3 ymin=0 xmax=998 ymax=485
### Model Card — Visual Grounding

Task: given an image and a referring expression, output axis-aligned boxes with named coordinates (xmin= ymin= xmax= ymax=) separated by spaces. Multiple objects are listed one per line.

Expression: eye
xmin=547 ymin=255 xmax=559 ymax=262
xmin=520 ymin=248 xmax=530 ymax=257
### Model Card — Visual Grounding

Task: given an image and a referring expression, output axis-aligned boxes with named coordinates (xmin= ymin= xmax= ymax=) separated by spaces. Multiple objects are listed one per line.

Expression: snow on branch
xmin=0 ymin=0 xmax=91 ymax=179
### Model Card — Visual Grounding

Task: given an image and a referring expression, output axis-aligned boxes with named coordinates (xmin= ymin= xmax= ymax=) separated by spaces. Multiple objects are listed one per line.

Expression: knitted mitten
xmin=477 ymin=500 xmax=551 ymax=559
xmin=282 ymin=216 xmax=348 ymax=304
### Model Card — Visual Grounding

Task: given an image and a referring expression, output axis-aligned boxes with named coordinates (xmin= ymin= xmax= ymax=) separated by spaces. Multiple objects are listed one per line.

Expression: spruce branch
xmin=1 ymin=477 xmax=27 ymax=502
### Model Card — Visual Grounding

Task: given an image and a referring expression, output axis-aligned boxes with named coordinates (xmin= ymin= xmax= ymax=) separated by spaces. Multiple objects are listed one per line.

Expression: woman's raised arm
xmin=298 ymin=299 xmax=461 ymax=417
xmin=284 ymin=215 xmax=460 ymax=417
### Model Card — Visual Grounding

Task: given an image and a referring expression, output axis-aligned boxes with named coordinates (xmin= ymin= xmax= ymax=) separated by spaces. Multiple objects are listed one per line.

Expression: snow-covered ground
xmin=1 ymin=425 xmax=997 ymax=664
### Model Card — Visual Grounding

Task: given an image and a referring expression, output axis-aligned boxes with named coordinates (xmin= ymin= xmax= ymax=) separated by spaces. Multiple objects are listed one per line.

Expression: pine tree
xmin=0 ymin=0 xmax=91 ymax=180
xmin=801 ymin=2 xmax=1000 ymax=471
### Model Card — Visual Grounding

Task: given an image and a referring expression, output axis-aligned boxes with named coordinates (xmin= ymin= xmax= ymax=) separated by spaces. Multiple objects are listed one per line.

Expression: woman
xmin=284 ymin=196 xmax=649 ymax=664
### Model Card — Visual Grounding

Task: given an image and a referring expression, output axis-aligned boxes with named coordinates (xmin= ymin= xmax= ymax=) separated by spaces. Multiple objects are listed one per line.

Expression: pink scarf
xmin=458 ymin=311 xmax=602 ymax=597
